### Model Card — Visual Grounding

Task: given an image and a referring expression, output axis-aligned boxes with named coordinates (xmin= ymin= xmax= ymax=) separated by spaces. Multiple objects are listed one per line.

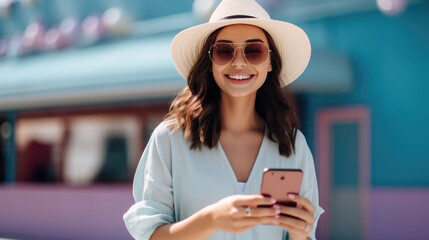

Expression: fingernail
xmin=288 ymin=193 xmax=296 ymax=198
xmin=270 ymin=198 xmax=276 ymax=203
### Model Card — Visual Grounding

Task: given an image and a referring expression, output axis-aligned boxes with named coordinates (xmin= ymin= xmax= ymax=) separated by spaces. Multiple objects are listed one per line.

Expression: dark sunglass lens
xmin=212 ymin=43 xmax=234 ymax=65
xmin=244 ymin=43 xmax=268 ymax=64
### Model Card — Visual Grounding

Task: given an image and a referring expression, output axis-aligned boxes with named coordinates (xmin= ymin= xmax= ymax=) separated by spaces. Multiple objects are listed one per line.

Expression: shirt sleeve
xmin=123 ymin=123 xmax=175 ymax=240
xmin=295 ymin=131 xmax=325 ymax=240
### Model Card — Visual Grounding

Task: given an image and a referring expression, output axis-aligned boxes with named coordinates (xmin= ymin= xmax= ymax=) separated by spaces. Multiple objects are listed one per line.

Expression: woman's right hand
xmin=205 ymin=195 xmax=281 ymax=234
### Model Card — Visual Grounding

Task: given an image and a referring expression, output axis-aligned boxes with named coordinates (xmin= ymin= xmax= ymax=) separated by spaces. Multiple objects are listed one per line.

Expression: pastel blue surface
xmin=1 ymin=34 xmax=176 ymax=88
xmin=0 ymin=33 xmax=182 ymax=108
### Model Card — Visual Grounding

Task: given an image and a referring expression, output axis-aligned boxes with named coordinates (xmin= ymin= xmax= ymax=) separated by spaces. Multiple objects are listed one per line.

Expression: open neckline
xmin=237 ymin=182 xmax=247 ymax=192
xmin=217 ymin=132 xmax=266 ymax=193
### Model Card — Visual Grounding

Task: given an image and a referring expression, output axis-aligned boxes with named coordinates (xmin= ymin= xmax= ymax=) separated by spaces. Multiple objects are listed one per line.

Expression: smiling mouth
xmin=225 ymin=74 xmax=254 ymax=80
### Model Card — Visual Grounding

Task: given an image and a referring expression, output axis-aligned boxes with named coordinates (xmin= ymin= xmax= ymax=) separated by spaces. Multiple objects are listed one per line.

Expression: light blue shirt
xmin=124 ymin=120 xmax=324 ymax=239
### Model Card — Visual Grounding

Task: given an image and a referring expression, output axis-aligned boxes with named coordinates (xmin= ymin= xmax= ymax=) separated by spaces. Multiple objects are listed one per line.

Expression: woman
xmin=124 ymin=0 xmax=324 ymax=239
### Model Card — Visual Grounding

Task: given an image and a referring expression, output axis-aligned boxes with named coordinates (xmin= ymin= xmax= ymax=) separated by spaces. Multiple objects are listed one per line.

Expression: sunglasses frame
xmin=208 ymin=42 xmax=271 ymax=66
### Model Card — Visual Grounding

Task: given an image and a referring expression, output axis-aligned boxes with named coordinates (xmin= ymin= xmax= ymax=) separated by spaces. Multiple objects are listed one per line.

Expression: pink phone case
xmin=260 ymin=168 xmax=303 ymax=207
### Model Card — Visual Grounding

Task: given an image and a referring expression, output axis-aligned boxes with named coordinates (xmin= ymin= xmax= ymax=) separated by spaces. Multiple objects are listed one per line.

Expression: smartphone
xmin=260 ymin=168 xmax=303 ymax=207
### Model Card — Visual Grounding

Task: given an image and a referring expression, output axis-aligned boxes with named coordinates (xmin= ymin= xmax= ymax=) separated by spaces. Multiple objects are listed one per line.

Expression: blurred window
xmin=16 ymin=118 xmax=63 ymax=183
xmin=11 ymin=104 xmax=168 ymax=185
xmin=63 ymin=115 xmax=141 ymax=185
xmin=94 ymin=134 xmax=129 ymax=183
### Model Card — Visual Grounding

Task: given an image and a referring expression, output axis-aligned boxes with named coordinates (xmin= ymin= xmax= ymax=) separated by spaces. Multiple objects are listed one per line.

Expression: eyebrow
xmin=215 ymin=39 xmax=264 ymax=43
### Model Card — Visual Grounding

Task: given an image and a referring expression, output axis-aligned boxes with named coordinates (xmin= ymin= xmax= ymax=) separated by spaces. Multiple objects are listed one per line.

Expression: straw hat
xmin=171 ymin=0 xmax=311 ymax=86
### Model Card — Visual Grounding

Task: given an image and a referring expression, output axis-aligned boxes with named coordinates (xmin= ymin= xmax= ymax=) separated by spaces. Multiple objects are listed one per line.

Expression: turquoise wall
xmin=304 ymin=2 xmax=429 ymax=187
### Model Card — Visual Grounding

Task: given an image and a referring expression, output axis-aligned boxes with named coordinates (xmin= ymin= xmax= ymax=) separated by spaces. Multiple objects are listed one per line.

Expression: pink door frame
xmin=315 ymin=105 xmax=371 ymax=240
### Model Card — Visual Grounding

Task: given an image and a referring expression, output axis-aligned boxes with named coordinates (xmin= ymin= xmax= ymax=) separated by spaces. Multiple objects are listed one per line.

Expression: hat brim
xmin=171 ymin=18 xmax=311 ymax=86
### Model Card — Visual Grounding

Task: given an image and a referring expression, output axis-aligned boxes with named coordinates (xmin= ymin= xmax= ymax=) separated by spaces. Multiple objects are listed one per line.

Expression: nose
xmin=230 ymin=47 xmax=247 ymax=68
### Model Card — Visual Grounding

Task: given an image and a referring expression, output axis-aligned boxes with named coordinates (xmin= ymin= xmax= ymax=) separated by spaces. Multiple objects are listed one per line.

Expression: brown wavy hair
xmin=165 ymin=27 xmax=299 ymax=157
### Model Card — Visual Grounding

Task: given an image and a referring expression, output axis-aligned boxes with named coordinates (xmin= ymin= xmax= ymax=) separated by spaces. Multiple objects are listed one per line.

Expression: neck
xmin=219 ymin=94 xmax=264 ymax=133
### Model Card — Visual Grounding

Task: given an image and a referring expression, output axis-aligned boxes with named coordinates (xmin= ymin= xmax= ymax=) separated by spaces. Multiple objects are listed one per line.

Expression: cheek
xmin=212 ymin=63 xmax=221 ymax=74
xmin=212 ymin=64 xmax=224 ymax=83
xmin=257 ymin=65 xmax=270 ymax=79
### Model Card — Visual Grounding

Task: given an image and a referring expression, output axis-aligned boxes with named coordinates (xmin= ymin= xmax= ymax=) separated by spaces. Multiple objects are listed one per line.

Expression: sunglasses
xmin=208 ymin=42 xmax=271 ymax=65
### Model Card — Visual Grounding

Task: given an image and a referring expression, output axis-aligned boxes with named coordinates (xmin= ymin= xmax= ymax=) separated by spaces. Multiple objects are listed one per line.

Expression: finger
xmin=240 ymin=205 xmax=281 ymax=217
xmin=277 ymin=215 xmax=313 ymax=233
xmin=234 ymin=195 xmax=276 ymax=207
xmin=277 ymin=222 xmax=310 ymax=237
xmin=277 ymin=205 xmax=314 ymax=223
xmin=241 ymin=216 xmax=280 ymax=227
xmin=288 ymin=194 xmax=316 ymax=213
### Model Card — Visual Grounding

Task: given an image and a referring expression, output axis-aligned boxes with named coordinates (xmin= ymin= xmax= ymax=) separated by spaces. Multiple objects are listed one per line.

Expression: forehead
xmin=215 ymin=24 xmax=269 ymax=44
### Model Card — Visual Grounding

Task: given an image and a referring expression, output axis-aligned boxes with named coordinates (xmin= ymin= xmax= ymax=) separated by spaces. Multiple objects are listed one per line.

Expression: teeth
xmin=227 ymin=74 xmax=252 ymax=80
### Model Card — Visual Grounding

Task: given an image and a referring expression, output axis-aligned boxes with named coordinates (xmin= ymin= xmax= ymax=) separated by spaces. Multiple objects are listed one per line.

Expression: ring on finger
xmin=304 ymin=222 xmax=309 ymax=231
xmin=245 ymin=207 xmax=251 ymax=216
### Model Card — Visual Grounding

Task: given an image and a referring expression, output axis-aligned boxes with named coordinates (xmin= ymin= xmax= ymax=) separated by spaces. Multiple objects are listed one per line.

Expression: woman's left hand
xmin=275 ymin=193 xmax=315 ymax=240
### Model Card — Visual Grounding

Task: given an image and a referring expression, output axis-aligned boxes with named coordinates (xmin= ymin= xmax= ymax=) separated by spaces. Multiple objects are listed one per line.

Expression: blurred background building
xmin=0 ymin=0 xmax=428 ymax=239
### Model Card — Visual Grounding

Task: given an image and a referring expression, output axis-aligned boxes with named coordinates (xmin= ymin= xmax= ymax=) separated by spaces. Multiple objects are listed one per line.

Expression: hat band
xmin=220 ymin=15 xmax=257 ymax=20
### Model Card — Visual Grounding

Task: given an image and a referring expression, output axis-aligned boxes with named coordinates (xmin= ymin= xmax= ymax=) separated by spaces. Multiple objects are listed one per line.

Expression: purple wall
xmin=370 ymin=189 xmax=429 ymax=240
xmin=0 ymin=184 xmax=134 ymax=240
xmin=1 ymin=185 xmax=428 ymax=239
